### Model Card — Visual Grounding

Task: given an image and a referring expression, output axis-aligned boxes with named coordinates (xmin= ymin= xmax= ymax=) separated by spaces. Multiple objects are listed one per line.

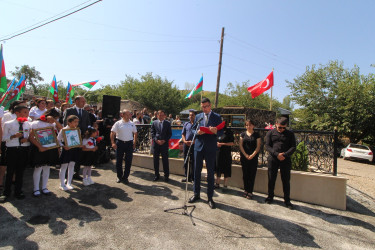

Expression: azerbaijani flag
xmin=16 ymin=74 xmax=26 ymax=99
xmin=49 ymin=75 xmax=59 ymax=103
xmin=65 ymin=82 xmax=75 ymax=103
xmin=72 ymin=80 xmax=98 ymax=89
xmin=0 ymin=44 xmax=7 ymax=93
xmin=168 ymin=128 xmax=182 ymax=158
xmin=185 ymin=76 xmax=203 ymax=99
xmin=0 ymin=77 xmax=15 ymax=106
xmin=4 ymin=75 xmax=24 ymax=109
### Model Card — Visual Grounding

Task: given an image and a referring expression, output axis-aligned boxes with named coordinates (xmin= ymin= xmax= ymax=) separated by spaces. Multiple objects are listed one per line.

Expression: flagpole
xmin=201 ymin=73 xmax=203 ymax=103
xmin=270 ymin=68 xmax=274 ymax=111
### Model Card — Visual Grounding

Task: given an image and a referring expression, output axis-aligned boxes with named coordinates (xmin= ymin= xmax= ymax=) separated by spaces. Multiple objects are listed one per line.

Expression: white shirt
xmin=29 ymin=107 xmax=47 ymax=120
xmin=3 ymin=118 xmax=31 ymax=147
xmin=0 ymin=106 xmax=4 ymax=118
xmin=83 ymin=137 xmax=96 ymax=149
xmin=111 ymin=119 xmax=137 ymax=141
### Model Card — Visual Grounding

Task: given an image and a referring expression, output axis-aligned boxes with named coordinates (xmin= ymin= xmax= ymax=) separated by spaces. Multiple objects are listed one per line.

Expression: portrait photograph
xmin=63 ymin=128 xmax=82 ymax=148
xmin=34 ymin=127 xmax=59 ymax=149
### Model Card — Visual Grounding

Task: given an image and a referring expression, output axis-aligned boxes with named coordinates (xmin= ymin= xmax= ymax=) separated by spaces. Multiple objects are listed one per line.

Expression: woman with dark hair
xmin=29 ymin=108 xmax=62 ymax=197
xmin=239 ymin=119 xmax=261 ymax=199
xmin=215 ymin=124 xmax=234 ymax=188
xmin=29 ymin=98 xmax=47 ymax=120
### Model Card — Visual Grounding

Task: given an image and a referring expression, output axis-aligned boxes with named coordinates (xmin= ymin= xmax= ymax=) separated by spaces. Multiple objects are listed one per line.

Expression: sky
xmin=0 ymin=0 xmax=374 ymax=103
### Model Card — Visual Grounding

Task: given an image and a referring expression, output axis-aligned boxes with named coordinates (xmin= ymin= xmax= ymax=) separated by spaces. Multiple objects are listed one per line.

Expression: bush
xmin=291 ymin=141 xmax=309 ymax=171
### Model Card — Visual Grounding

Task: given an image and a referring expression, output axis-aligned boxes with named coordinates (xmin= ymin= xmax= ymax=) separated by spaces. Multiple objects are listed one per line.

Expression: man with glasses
xmin=265 ymin=116 xmax=296 ymax=209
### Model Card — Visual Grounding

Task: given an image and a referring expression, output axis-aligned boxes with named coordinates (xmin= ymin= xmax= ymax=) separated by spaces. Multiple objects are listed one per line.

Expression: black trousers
xmin=153 ymin=144 xmax=169 ymax=178
xmin=115 ymin=140 xmax=133 ymax=180
xmin=241 ymin=157 xmax=258 ymax=193
xmin=267 ymin=157 xmax=291 ymax=202
xmin=3 ymin=147 xmax=30 ymax=196
xmin=183 ymin=144 xmax=194 ymax=180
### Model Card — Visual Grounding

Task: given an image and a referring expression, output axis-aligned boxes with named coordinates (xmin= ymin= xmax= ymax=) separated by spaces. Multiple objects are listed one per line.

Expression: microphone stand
xmin=164 ymin=119 xmax=202 ymax=226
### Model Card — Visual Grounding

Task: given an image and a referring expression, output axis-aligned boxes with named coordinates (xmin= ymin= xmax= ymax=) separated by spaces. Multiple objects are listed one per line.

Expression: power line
xmin=0 ymin=0 xmax=103 ymax=42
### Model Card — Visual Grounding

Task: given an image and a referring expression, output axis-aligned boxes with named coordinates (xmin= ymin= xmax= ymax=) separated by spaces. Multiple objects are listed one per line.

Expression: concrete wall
xmin=132 ymin=154 xmax=347 ymax=210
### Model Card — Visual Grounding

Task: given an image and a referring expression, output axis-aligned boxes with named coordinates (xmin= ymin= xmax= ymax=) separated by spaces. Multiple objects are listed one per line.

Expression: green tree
xmin=10 ymin=65 xmax=43 ymax=94
xmin=287 ymin=61 xmax=375 ymax=143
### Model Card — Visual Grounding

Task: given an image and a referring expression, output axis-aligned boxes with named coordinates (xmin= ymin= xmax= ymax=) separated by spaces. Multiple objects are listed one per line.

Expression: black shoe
xmin=188 ymin=195 xmax=200 ymax=203
xmin=116 ymin=178 xmax=121 ymax=183
xmin=0 ymin=195 xmax=8 ymax=203
xmin=181 ymin=178 xmax=187 ymax=182
xmin=164 ymin=177 xmax=169 ymax=183
xmin=123 ymin=179 xmax=130 ymax=185
xmin=265 ymin=197 xmax=273 ymax=204
xmin=153 ymin=176 xmax=160 ymax=182
xmin=285 ymin=201 xmax=294 ymax=209
xmin=73 ymin=174 xmax=83 ymax=181
xmin=15 ymin=193 xmax=25 ymax=200
xmin=208 ymin=199 xmax=216 ymax=209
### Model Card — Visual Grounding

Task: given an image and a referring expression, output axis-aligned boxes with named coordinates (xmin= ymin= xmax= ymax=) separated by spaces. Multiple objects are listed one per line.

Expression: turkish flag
xmin=247 ymin=71 xmax=274 ymax=98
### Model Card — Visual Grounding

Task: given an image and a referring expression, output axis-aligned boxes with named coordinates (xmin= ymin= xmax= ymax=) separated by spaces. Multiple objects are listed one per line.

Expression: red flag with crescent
xmin=247 ymin=71 xmax=274 ymax=98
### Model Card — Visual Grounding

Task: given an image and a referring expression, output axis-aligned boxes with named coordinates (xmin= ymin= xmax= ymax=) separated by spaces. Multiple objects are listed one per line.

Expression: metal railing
xmin=135 ymin=124 xmax=338 ymax=175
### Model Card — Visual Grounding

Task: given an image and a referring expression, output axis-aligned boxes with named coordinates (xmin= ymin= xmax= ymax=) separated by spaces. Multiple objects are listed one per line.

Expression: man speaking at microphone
xmin=188 ymin=98 xmax=223 ymax=209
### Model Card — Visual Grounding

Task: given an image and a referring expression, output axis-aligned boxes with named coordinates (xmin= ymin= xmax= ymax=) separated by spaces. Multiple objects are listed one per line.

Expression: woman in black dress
xmin=215 ymin=125 xmax=234 ymax=188
xmin=239 ymin=119 xmax=261 ymax=199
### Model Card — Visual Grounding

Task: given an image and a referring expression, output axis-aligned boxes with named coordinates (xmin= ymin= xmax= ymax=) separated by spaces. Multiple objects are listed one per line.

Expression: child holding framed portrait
xmin=57 ymin=115 xmax=82 ymax=191
xmin=29 ymin=109 xmax=62 ymax=197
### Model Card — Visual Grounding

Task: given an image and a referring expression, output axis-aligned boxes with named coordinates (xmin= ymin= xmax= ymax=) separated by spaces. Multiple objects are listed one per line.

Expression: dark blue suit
xmin=193 ymin=111 xmax=223 ymax=200
xmin=151 ymin=119 xmax=172 ymax=178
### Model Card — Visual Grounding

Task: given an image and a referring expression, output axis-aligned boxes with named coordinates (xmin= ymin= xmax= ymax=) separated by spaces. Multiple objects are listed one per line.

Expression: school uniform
xmin=57 ymin=125 xmax=81 ymax=164
xmin=80 ymin=137 xmax=97 ymax=166
xmin=2 ymin=118 xmax=31 ymax=197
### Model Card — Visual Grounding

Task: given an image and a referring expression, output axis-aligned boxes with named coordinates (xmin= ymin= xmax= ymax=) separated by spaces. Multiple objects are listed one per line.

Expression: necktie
xmin=18 ymin=122 xmax=24 ymax=146
xmin=205 ymin=114 xmax=209 ymax=126
xmin=92 ymin=138 xmax=96 ymax=146
xmin=159 ymin=120 xmax=163 ymax=132
xmin=78 ymin=109 xmax=82 ymax=117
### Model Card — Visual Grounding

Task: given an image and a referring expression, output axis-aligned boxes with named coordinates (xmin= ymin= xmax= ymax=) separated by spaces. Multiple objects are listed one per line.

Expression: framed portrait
xmin=62 ymin=128 xmax=82 ymax=148
xmin=33 ymin=127 xmax=59 ymax=149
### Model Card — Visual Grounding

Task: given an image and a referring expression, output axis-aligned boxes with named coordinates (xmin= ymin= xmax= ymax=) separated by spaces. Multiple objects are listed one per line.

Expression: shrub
xmin=291 ymin=141 xmax=309 ymax=171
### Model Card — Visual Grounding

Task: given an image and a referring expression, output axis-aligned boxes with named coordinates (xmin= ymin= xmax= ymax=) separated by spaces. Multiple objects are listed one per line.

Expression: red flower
xmin=17 ymin=117 xmax=28 ymax=123
xmin=96 ymin=137 xmax=103 ymax=143
xmin=40 ymin=115 xmax=47 ymax=121
xmin=87 ymin=141 xmax=94 ymax=146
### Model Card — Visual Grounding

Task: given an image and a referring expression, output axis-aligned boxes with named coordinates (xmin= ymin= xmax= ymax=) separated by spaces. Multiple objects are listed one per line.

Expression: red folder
xmin=199 ymin=121 xmax=225 ymax=134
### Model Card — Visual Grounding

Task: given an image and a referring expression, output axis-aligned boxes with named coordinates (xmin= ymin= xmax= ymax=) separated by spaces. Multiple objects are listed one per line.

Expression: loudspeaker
xmin=102 ymin=95 xmax=121 ymax=119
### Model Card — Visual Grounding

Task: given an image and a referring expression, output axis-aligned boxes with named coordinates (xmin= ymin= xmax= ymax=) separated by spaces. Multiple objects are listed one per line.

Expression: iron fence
xmin=135 ymin=124 xmax=338 ymax=175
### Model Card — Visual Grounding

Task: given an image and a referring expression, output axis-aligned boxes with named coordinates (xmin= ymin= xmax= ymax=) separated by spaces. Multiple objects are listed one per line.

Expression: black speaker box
xmin=102 ymin=95 xmax=121 ymax=119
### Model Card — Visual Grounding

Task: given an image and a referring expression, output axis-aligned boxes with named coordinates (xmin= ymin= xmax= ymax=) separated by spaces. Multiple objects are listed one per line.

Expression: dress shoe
xmin=123 ymin=179 xmax=130 ymax=185
xmin=285 ymin=201 xmax=294 ymax=209
xmin=15 ymin=192 xmax=26 ymax=200
xmin=208 ymin=199 xmax=216 ymax=209
xmin=153 ymin=176 xmax=160 ymax=182
xmin=116 ymin=178 xmax=121 ymax=183
xmin=265 ymin=197 xmax=273 ymax=204
xmin=0 ymin=195 xmax=8 ymax=203
xmin=164 ymin=177 xmax=169 ymax=183
xmin=73 ymin=174 xmax=83 ymax=181
xmin=188 ymin=195 xmax=200 ymax=203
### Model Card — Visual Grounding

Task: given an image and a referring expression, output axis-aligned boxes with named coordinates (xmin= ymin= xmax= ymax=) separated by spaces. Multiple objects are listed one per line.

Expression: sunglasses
xmin=277 ymin=126 xmax=286 ymax=130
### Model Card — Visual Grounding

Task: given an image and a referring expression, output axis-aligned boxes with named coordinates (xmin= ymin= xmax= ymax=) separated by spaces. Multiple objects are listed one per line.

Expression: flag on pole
xmin=16 ymin=74 xmax=26 ymax=99
xmin=72 ymin=80 xmax=98 ymax=89
xmin=185 ymin=76 xmax=203 ymax=99
xmin=0 ymin=77 xmax=15 ymax=106
xmin=65 ymin=82 xmax=75 ymax=104
xmin=4 ymin=75 xmax=24 ymax=109
xmin=247 ymin=71 xmax=274 ymax=98
xmin=49 ymin=75 xmax=59 ymax=103
xmin=0 ymin=44 xmax=7 ymax=93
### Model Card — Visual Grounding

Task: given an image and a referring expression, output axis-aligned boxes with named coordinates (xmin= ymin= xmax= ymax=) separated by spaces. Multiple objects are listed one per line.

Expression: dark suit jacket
xmin=63 ymin=106 xmax=90 ymax=135
xmin=151 ymin=119 xmax=172 ymax=149
xmin=193 ymin=111 xmax=223 ymax=152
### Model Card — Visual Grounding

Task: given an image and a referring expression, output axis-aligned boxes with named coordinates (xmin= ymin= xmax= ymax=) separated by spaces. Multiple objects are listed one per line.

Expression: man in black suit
xmin=63 ymin=96 xmax=91 ymax=180
xmin=151 ymin=110 xmax=172 ymax=182
xmin=188 ymin=98 xmax=223 ymax=209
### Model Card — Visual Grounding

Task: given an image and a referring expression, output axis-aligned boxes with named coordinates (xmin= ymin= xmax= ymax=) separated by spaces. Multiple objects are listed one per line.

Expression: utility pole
xmin=214 ymin=27 xmax=224 ymax=108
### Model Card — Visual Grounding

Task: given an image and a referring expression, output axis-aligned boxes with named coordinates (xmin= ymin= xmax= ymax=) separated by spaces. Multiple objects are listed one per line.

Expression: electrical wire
xmin=0 ymin=0 xmax=103 ymax=42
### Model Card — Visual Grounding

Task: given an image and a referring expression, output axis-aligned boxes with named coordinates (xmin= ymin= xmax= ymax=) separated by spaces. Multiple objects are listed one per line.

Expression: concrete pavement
xmin=1 ymin=161 xmax=375 ymax=249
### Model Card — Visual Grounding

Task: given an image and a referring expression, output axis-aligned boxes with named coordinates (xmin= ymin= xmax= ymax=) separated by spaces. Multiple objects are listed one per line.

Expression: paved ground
xmin=1 ymin=160 xmax=375 ymax=249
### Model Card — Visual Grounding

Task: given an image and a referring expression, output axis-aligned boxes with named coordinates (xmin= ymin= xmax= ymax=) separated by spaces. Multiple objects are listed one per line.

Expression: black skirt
xmin=80 ymin=150 xmax=97 ymax=166
xmin=60 ymin=147 xmax=81 ymax=164
xmin=31 ymin=145 xmax=59 ymax=167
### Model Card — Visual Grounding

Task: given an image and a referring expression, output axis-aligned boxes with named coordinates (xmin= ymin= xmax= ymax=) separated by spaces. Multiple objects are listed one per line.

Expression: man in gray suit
xmin=63 ymin=96 xmax=91 ymax=180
